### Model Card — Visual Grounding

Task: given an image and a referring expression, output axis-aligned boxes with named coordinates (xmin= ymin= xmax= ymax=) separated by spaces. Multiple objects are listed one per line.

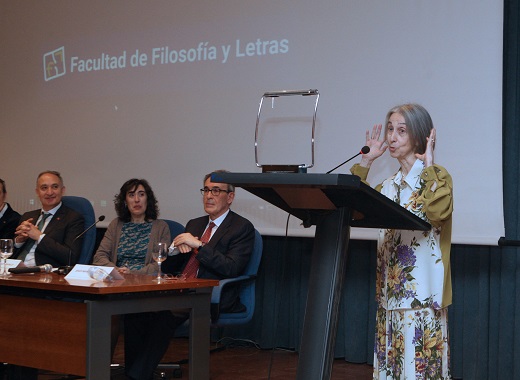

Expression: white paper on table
xmin=64 ymin=264 xmax=124 ymax=283
xmin=3 ymin=259 xmax=22 ymax=271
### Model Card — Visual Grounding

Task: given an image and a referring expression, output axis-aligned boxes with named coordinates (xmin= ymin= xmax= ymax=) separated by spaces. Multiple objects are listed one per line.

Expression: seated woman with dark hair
xmin=92 ymin=179 xmax=172 ymax=360
xmin=93 ymin=178 xmax=171 ymax=274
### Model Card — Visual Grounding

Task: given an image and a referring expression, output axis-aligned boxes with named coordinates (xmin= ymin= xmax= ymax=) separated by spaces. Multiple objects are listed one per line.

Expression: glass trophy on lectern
xmin=254 ymin=89 xmax=319 ymax=173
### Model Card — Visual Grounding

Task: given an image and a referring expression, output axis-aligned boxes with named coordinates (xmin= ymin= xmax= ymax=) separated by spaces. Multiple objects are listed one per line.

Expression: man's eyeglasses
xmin=200 ymin=187 xmax=231 ymax=196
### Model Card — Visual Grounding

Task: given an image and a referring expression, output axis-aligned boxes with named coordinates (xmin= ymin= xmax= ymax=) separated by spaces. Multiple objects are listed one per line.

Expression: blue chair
xmin=62 ymin=196 xmax=96 ymax=264
xmin=162 ymin=219 xmax=185 ymax=239
xmin=211 ymin=229 xmax=263 ymax=326
xmin=156 ymin=229 xmax=263 ymax=377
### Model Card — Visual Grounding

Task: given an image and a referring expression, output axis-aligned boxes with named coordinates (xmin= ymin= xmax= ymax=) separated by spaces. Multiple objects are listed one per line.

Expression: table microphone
xmin=9 ymin=264 xmax=53 ymax=274
xmin=326 ymin=146 xmax=370 ymax=174
xmin=58 ymin=215 xmax=105 ymax=275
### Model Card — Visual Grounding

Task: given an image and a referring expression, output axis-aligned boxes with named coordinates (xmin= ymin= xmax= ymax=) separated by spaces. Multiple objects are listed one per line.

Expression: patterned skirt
xmin=373 ymin=306 xmax=451 ymax=380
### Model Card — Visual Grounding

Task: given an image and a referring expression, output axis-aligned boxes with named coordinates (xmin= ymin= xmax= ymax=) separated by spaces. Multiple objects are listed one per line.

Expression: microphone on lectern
xmin=58 ymin=215 xmax=106 ymax=275
xmin=326 ymin=146 xmax=370 ymax=174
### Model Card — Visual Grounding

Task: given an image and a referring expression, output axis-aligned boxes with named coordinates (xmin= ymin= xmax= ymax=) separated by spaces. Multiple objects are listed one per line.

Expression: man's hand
xmin=14 ymin=218 xmax=36 ymax=243
xmin=173 ymin=232 xmax=202 ymax=253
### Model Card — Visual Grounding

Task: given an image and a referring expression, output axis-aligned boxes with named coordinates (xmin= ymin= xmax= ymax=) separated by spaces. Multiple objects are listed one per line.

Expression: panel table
xmin=0 ymin=273 xmax=218 ymax=379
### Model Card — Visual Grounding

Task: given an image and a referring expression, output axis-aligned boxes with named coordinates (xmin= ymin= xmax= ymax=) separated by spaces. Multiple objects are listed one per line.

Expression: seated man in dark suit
xmin=0 ymin=178 xmax=21 ymax=240
xmin=12 ymin=170 xmax=84 ymax=269
xmin=124 ymin=170 xmax=255 ymax=380
xmin=8 ymin=171 xmax=84 ymax=380
xmin=8 ymin=171 xmax=85 ymax=380
xmin=0 ymin=178 xmax=21 ymax=378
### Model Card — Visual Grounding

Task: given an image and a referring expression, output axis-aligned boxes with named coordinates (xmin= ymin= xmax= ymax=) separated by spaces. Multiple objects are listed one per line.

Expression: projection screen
xmin=0 ymin=0 xmax=503 ymax=245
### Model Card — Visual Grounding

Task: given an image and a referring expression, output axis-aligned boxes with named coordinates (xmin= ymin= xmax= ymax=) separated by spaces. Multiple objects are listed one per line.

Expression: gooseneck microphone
xmin=326 ymin=146 xmax=370 ymax=174
xmin=9 ymin=264 xmax=53 ymax=274
xmin=58 ymin=215 xmax=106 ymax=275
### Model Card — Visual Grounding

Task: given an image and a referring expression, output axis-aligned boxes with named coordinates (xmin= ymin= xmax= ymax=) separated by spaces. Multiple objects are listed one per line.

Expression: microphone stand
xmin=326 ymin=146 xmax=370 ymax=174
xmin=58 ymin=215 xmax=105 ymax=275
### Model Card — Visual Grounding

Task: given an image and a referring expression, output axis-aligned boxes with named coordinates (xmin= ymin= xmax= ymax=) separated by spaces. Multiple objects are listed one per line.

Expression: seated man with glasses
xmin=123 ymin=169 xmax=255 ymax=380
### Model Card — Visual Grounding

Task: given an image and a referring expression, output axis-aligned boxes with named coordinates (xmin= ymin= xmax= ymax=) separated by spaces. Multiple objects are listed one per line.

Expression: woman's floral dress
xmin=352 ymin=159 xmax=453 ymax=380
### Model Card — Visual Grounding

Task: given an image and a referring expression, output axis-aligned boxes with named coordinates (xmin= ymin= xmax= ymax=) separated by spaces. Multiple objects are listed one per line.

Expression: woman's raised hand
xmin=360 ymin=124 xmax=387 ymax=167
xmin=416 ymin=128 xmax=436 ymax=167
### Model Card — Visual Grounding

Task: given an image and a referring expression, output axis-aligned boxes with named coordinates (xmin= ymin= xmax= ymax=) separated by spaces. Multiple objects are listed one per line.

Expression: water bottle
xmin=88 ymin=267 xmax=113 ymax=282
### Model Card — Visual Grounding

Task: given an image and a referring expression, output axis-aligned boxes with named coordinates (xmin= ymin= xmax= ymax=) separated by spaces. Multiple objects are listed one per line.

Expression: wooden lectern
xmin=211 ymin=172 xmax=430 ymax=380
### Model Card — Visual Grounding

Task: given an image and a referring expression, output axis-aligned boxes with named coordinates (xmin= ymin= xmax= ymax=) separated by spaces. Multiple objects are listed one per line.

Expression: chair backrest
xmin=162 ymin=219 xmax=185 ymax=239
xmin=242 ymin=229 xmax=263 ymax=277
xmin=62 ymin=196 xmax=96 ymax=264
xmin=237 ymin=229 xmax=263 ymax=313
xmin=212 ymin=229 xmax=263 ymax=327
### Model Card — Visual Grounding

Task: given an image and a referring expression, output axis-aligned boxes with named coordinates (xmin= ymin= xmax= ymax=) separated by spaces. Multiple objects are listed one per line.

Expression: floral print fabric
xmin=373 ymin=307 xmax=450 ymax=380
xmin=377 ymin=160 xmax=451 ymax=311
xmin=352 ymin=159 xmax=453 ymax=380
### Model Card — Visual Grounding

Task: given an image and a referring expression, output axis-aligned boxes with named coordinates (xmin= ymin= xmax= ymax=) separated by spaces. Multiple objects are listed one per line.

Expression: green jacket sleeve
xmin=417 ymin=164 xmax=453 ymax=228
xmin=350 ymin=164 xmax=383 ymax=192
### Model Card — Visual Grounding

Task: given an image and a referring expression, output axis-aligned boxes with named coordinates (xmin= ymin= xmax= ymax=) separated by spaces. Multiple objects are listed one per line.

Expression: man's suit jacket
xmin=163 ymin=210 xmax=255 ymax=313
xmin=0 ymin=203 xmax=21 ymax=240
xmin=13 ymin=205 xmax=84 ymax=268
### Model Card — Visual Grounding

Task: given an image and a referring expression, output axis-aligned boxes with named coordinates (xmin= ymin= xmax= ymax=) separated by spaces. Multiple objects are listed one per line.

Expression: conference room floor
xmin=35 ymin=337 xmax=373 ymax=379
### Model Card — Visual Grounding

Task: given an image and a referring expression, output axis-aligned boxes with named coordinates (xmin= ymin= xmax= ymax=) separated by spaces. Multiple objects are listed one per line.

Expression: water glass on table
xmin=152 ymin=242 xmax=168 ymax=283
xmin=0 ymin=239 xmax=13 ymax=277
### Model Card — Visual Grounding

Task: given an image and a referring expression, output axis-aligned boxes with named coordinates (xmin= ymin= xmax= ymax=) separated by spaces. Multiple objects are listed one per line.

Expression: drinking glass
xmin=152 ymin=242 xmax=167 ymax=283
xmin=0 ymin=239 xmax=13 ymax=277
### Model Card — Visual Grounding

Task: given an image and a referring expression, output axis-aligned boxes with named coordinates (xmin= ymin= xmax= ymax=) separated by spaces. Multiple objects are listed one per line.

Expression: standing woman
xmin=351 ymin=104 xmax=453 ymax=379
xmin=93 ymin=178 xmax=171 ymax=275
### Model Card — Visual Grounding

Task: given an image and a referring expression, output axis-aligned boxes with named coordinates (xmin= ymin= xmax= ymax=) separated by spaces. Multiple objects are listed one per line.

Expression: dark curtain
xmin=216 ymin=2 xmax=520 ymax=379
xmin=503 ymin=0 xmax=520 ymax=234
xmin=218 ymin=239 xmax=518 ymax=380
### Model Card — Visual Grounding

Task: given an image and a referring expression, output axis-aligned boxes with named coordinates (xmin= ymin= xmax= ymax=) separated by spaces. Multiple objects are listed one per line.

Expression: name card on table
xmin=4 ymin=259 xmax=22 ymax=271
xmin=65 ymin=264 xmax=124 ymax=285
